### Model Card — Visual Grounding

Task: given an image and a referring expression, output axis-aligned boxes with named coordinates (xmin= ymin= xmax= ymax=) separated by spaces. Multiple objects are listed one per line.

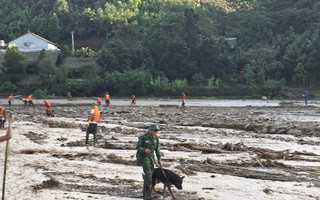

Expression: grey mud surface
xmin=1 ymin=98 xmax=320 ymax=200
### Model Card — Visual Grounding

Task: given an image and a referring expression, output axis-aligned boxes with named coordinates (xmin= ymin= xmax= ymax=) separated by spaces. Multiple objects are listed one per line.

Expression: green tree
xmin=54 ymin=0 xmax=69 ymax=14
xmin=71 ymin=62 xmax=101 ymax=96
xmin=262 ymin=79 xmax=285 ymax=99
xmin=97 ymin=39 xmax=131 ymax=72
xmin=276 ymin=29 xmax=301 ymax=82
xmin=2 ymin=45 xmax=27 ymax=84
xmin=0 ymin=81 xmax=17 ymax=92
xmin=80 ymin=62 xmax=101 ymax=79
xmin=241 ymin=45 xmax=283 ymax=85
xmin=142 ymin=12 xmax=196 ymax=80
xmin=104 ymin=69 xmax=152 ymax=96
xmin=194 ymin=37 xmax=231 ymax=80
xmin=293 ymin=62 xmax=308 ymax=85
xmin=35 ymin=50 xmax=58 ymax=90
xmin=303 ymin=28 xmax=320 ymax=83
xmin=45 ymin=13 xmax=61 ymax=42
xmin=192 ymin=73 xmax=207 ymax=86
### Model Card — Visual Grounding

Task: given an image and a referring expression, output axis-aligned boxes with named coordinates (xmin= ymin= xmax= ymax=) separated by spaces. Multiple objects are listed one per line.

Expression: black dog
xmin=152 ymin=168 xmax=185 ymax=199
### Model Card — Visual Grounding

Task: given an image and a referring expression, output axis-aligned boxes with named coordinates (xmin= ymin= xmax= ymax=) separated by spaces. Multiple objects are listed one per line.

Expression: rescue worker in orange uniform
xmin=96 ymin=97 xmax=101 ymax=106
xmin=44 ymin=100 xmax=55 ymax=117
xmin=85 ymin=102 xmax=101 ymax=146
xmin=28 ymin=94 xmax=35 ymax=108
xmin=8 ymin=95 xmax=13 ymax=107
xmin=0 ymin=107 xmax=6 ymax=129
xmin=181 ymin=92 xmax=186 ymax=107
xmin=105 ymin=92 xmax=110 ymax=106
xmin=21 ymin=97 xmax=28 ymax=107
xmin=131 ymin=95 xmax=136 ymax=105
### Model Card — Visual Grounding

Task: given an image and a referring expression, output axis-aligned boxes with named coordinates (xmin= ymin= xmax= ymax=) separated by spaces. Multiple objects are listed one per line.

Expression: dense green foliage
xmin=0 ymin=0 xmax=319 ymax=98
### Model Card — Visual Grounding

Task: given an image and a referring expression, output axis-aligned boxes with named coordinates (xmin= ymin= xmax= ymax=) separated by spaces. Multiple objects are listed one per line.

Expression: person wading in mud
xmin=96 ymin=97 xmax=101 ymax=106
xmin=181 ymin=92 xmax=186 ymax=107
xmin=44 ymin=100 xmax=55 ymax=117
xmin=0 ymin=107 xmax=7 ymax=129
xmin=21 ymin=98 xmax=29 ymax=107
xmin=27 ymin=94 xmax=35 ymax=108
xmin=8 ymin=95 xmax=13 ymax=107
xmin=85 ymin=102 xmax=101 ymax=146
xmin=136 ymin=124 xmax=162 ymax=200
xmin=131 ymin=94 xmax=136 ymax=105
xmin=105 ymin=92 xmax=110 ymax=106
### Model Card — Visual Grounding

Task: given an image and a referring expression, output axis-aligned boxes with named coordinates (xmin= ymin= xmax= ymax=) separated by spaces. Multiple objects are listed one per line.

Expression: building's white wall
xmin=9 ymin=33 xmax=58 ymax=51
xmin=48 ymin=43 xmax=59 ymax=50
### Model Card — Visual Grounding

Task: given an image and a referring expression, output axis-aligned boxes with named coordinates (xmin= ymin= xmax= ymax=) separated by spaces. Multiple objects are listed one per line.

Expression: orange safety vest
xmin=97 ymin=97 xmax=101 ymax=103
xmin=44 ymin=100 xmax=51 ymax=107
xmin=8 ymin=96 xmax=12 ymax=101
xmin=182 ymin=94 xmax=186 ymax=101
xmin=89 ymin=107 xmax=101 ymax=123
xmin=28 ymin=95 xmax=33 ymax=101
xmin=105 ymin=94 xmax=110 ymax=100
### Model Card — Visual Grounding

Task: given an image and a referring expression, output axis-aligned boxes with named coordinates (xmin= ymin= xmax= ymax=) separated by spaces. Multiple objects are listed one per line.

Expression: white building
xmin=0 ymin=32 xmax=62 ymax=66
xmin=8 ymin=32 xmax=60 ymax=51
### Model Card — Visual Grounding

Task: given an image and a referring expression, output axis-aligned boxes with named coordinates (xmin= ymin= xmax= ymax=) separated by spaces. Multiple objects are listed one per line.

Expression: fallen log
xmin=171 ymin=142 xmax=230 ymax=153
xmin=249 ymin=147 xmax=289 ymax=159
xmin=188 ymin=162 xmax=316 ymax=182
xmin=193 ymin=146 xmax=230 ymax=154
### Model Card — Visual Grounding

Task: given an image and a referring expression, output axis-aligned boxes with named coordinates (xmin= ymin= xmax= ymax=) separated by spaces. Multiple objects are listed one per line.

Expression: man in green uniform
xmin=136 ymin=124 xmax=162 ymax=200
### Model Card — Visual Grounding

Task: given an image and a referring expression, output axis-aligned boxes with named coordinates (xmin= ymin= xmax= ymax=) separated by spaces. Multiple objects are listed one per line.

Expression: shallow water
xmin=3 ymin=97 xmax=320 ymax=107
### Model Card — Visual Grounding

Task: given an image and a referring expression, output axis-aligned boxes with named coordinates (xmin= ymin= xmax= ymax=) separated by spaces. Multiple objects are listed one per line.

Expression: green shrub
xmin=192 ymin=73 xmax=207 ymax=86
xmin=74 ymin=47 xmax=96 ymax=58
xmin=104 ymin=70 xmax=152 ymax=96
xmin=0 ymin=81 xmax=17 ymax=92
xmin=65 ymin=79 xmax=92 ymax=96
xmin=151 ymin=76 xmax=175 ymax=96
xmin=261 ymin=79 xmax=286 ymax=99
xmin=33 ymin=89 xmax=49 ymax=98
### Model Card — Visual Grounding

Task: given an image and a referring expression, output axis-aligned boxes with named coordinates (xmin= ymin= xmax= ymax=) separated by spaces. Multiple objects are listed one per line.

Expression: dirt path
xmin=0 ymin=100 xmax=320 ymax=200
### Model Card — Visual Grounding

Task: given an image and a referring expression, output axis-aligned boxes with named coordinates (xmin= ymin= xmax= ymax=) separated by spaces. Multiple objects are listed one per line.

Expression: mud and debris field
xmin=1 ymin=99 xmax=320 ymax=200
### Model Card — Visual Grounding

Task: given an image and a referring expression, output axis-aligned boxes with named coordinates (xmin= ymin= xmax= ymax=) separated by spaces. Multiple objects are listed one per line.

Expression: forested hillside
xmin=0 ymin=0 xmax=319 ymax=98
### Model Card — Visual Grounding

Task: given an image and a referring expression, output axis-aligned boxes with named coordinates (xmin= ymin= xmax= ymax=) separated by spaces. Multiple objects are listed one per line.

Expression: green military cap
xmin=148 ymin=124 xmax=160 ymax=131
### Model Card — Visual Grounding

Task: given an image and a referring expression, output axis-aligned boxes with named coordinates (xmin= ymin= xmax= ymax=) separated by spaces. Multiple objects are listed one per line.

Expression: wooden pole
xmin=2 ymin=140 xmax=9 ymax=200
xmin=71 ymin=31 xmax=75 ymax=52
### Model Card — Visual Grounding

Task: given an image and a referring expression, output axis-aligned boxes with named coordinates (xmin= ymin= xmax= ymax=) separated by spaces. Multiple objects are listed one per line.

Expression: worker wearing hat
xmin=136 ymin=124 xmax=162 ymax=200
xmin=85 ymin=102 xmax=101 ymax=146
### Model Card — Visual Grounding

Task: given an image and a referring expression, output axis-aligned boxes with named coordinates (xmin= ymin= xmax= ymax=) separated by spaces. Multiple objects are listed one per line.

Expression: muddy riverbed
xmin=0 ymin=99 xmax=320 ymax=200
